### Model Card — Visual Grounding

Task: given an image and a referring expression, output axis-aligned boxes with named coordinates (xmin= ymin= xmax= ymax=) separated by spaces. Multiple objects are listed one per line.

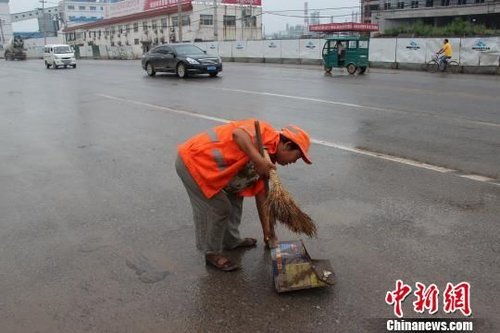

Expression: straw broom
xmin=266 ymin=169 xmax=317 ymax=237
xmin=254 ymin=121 xmax=317 ymax=238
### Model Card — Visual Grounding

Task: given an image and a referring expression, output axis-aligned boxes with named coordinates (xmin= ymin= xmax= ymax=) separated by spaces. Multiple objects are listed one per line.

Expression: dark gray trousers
xmin=175 ymin=155 xmax=244 ymax=254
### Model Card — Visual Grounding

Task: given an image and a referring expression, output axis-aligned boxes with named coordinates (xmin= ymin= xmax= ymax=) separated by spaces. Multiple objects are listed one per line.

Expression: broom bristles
xmin=265 ymin=170 xmax=317 ymax=237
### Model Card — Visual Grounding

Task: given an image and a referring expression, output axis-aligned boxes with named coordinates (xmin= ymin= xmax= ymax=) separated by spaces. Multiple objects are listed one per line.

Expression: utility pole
xmin=177 ymin=0 xmax=182 ymax=42
xmin=213 ymin=0 xmax=218 ymax=41
xmin=40 ymin=0 xmax=47 ymax=45
xmin=0 ymin=19 xmax=5 ymax=44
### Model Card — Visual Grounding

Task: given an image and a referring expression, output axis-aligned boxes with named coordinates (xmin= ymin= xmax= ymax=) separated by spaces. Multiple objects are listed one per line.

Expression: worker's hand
xmin=254 ymin=157 xmax=276 ymax=179
xmin=264 ymin=235 xmax=278 ymax=249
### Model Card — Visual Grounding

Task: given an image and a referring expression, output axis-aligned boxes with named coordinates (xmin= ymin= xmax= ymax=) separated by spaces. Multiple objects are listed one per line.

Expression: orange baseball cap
xmin=281 ymin=125 xmax=312 ymax=164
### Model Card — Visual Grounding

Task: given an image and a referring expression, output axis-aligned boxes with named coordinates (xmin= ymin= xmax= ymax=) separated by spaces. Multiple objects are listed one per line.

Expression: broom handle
xmin=254 ymin=121 xmax=269 ymax=193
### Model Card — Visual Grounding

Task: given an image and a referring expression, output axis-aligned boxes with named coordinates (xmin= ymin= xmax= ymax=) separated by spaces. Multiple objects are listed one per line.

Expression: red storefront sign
xmin=222 ymin=0 xmax=262 ymax=5
xmin=144 ymin=0 xmax=192 ymax=11
xmin=309 ymin=22 xmax=379 ymax=32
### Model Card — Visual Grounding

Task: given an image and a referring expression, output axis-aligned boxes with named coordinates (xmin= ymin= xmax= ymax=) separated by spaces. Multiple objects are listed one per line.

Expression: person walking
xmin=175 ymin=119 xmax=312 ymax=271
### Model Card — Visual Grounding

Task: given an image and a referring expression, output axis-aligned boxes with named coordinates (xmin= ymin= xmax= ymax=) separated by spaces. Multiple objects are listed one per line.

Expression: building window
xmin=200 ymin=14 xmax=213 ymax=26
xmin=143 ymin=21 xmax=148 ymax=31
xmin=152 ymin=20 xmax=158 ymax=30
xmin=426 ymin=0 xmax=434 ymax=6
xmin=474 ymin=0 xmax=484 ymax=3
xmin=133 ymin=22 xmax=139 ymax=32
xmin=223 ymin=15 xmax=236 ymax=27
xmin=411 ymin=1 xmax=419 ymax=8
xmin=172 ymin=15 xmax=190 ymax=27
xmin=67 ymin=5 xmax=74 ymax=10
xmin=119 ymin=25 xmax=123 ymax=34
xmin=125 ymin=24 xmax=130 ymax=33
xmin=110 ymin=26 xmax=115 ymax=34
xmin=384 ymin=2 xmax=391 ymax=9
xmin=441 ymin=0 xmax=450 ymax=5
xmin=90 ymin=6 xmax=96 ymax=10
xmin=458 ymin=0 xmax=467 ymax=4
xmin=397 ymin=2 xmax=405 ymax=9
xmin=134 ymin=39 xmax=140 ymax=45
xmin=161 ymin=18 xmax=167 ymax=29
xmin=79 ymin=6 xmax=85 ymax=10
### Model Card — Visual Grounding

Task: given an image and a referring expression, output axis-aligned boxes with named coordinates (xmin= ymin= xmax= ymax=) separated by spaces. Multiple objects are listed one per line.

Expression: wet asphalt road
xmin=0 ymin=59 xmax=499 ymax=333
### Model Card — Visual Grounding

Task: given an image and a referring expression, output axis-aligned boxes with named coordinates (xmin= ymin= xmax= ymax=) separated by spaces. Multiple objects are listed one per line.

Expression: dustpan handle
xmin=254 ymin=121 xmax=269 ymax=193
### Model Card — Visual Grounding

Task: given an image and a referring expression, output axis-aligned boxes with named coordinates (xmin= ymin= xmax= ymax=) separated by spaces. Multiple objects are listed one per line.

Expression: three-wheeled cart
xmin=309 ymin=22 xmax=379 ymax=75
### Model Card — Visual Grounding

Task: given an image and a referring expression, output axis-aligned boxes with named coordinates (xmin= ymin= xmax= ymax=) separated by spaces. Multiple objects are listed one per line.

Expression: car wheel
xmin=45 ymin=61 xmax=50 ymax=69
xmin=359 ymin=66 xmax=367 ymax=74
xmin=146 ymin=62 xmax=156 ymax=76
xmin=347 ymin=64 xmax=357 ymax=75
xmin=72 ymin=64 xmax=77 ymax=69
xmin=209 ymin=72 xmax=218 ymax=77
xmin=176 ymin=63 xmax=187 ymax=78
xmin=53 ymin=61 xmax=58 ymax=69
xmin=324 ymin=66 xmax=333 ymax=73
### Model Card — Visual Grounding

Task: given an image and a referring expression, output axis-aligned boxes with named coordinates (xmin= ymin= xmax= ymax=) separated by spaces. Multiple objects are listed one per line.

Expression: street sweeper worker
xmin=175 ymin=119 xmax=312 ymax=271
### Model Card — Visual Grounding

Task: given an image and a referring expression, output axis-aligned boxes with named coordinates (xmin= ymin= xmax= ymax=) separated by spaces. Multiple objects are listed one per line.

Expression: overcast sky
xmin=10 ymin=0 xmax=361 ymax=33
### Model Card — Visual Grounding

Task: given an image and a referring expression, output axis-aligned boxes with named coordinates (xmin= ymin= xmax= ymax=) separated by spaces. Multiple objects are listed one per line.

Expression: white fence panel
xmin=195 ymin=42 xmax=220 ymax=56
xmin=369 ymin=38 xmax=397 ymax=62
xmin=246 ymin=41 xmax=264 ymax=58
xmin=232 ymin=41 xmax=248 ymax=58
xmin=281 ymin=40 xmax=300 ymax=59
xmin=263 ymin=40 xmax=281 ymax=58
xmin=396 ymin=38 xmax=426 ymax=64
xmin=218 ymin=41 xmax=232 ymax=58
xmin=460 ymin=37 xmax=500 ymax=66
xmin=299 ymin=39 xmax=322 ymax=59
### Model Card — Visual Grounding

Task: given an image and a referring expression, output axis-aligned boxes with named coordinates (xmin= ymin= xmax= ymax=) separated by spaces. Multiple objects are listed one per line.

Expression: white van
xmin=44 ymin=44 xmax=77 ymax=69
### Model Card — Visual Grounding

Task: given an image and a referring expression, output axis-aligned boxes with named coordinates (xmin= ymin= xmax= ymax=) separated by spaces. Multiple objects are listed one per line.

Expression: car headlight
xmin=186 ymin=57 xmax=200 ymax=65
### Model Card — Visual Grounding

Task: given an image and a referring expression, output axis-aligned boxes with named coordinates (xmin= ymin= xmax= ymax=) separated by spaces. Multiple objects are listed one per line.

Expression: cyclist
xmin=436 ymin=39 xmax=453 ymax=71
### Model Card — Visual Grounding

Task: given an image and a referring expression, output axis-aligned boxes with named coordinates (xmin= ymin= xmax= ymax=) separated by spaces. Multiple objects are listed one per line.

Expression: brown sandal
xmin=205 ymin=255 xmax=240 ymax=272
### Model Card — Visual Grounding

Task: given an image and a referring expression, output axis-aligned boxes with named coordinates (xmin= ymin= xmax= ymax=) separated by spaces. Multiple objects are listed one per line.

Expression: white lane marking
xmin=97 ymin=94 xmax=231 ymax=124
xmin=208 ymin=87 xmax=500 ymax=129
xmin=97 ymin=93 xmax=499 ymax=186
xmin=312 ymin=139 xmax=454 ymax=173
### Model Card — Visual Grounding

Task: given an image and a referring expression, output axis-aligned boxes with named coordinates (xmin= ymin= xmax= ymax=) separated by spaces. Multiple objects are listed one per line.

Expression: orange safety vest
xmin=178 ymin=119 xmax=279 ymax=199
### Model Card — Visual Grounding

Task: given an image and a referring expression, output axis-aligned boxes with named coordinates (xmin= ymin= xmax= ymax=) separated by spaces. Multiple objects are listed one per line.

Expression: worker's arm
xmin=255 ymin=190 xmax=277 ymax=248
xmin=232 ymin=128 xmax=276 ymax=178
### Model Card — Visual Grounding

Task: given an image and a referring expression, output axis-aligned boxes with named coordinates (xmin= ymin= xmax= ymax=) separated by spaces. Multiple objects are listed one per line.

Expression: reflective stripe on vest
xmin=208 ymin=129 xmax=227 ymax=171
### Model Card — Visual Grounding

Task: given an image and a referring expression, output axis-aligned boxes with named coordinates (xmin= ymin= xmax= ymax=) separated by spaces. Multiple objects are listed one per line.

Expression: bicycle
xmin=426 ymin=54 xmax=460 ymax=73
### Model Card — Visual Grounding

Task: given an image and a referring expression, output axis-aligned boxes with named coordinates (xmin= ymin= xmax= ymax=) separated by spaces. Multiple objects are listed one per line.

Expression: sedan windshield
xmin=54 ymin=46 xmax=72 ymax=54
xmin=174 ymin=45 xmax=205 ymax=56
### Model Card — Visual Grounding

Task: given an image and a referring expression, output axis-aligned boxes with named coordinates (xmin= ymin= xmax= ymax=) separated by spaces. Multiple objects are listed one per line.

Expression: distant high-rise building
xmin=310 ymin=11 xmax=320 ymax=25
